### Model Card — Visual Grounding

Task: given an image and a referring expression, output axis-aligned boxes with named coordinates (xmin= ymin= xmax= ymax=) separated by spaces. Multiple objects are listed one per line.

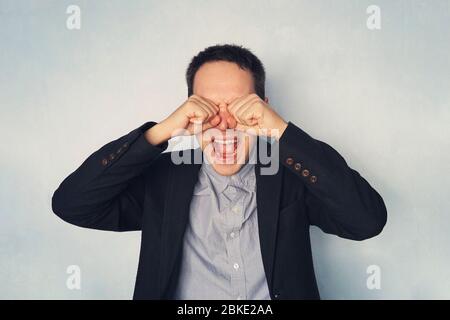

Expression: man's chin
xmin=209 ymin=163 xmax=244 ymax=176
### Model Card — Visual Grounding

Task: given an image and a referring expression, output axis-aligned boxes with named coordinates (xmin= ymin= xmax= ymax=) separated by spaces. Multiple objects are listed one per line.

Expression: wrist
xmin=145 ymin=122 xmax=169 ymax=146
xmin=260 ymin=107 xmax=287 ymax=139
xmin=274 ymin=120 xmax=288 ymax=140
xmin=263 ymin=111 xmax=288 ymax=140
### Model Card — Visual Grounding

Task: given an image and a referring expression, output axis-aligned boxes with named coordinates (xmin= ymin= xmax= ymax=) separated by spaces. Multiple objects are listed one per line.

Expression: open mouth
xmin=212 ymin=136 xmax=238 ymax=163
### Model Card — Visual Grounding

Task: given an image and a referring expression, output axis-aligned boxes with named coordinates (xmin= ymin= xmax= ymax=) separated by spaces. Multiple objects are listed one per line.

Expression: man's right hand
xmin=145 ymin=95 xmax=221 ymax=146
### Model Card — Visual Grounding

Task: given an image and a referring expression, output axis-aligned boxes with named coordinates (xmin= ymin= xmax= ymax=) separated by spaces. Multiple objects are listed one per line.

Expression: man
xmin=52 ymin=44 xmax=387 ymax=300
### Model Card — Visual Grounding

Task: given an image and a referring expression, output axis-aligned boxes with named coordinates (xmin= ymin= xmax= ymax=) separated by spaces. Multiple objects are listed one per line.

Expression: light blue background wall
xmin=1 ymin=0 xmax=449 ymax=299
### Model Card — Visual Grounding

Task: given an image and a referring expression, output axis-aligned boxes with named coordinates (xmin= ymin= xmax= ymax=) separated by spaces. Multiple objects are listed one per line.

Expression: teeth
xmin=214 ymin=139 xmax=236 ymax=145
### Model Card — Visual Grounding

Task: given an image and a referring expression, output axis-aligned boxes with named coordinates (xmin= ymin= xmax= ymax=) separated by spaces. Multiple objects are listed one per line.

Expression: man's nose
xmin=217 ymin=103 xmax=236 ymax=130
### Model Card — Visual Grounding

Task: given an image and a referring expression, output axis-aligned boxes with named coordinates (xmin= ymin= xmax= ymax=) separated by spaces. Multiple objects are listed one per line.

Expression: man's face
xmin=193 ymin=61 xmax=258 ymax=176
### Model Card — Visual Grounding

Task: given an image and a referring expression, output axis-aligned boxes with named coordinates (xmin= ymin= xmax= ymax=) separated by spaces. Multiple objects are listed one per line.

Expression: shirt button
xmin=230 ymin=232 xmax=236 ymax=238
xmin=237 ymin=296 xmax=242 ymax=300
xmin=232 ymin=206 xmax=241 ymax=214
xmin=233 ymin=263 xmax=240 ymax=270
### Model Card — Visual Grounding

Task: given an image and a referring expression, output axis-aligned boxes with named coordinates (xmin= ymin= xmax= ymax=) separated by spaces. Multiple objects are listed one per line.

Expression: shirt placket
xmin=224 ymin=190 xmax=247 ymax=300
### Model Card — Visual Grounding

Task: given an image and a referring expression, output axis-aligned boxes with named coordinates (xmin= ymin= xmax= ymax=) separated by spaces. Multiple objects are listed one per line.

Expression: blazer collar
xmin=159 ymin=148 xmax=202 ymax=297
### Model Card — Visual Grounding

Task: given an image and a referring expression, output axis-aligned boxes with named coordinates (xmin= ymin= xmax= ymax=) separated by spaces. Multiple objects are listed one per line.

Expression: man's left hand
xmin=227 ymin=94 xmax=288 ymax=139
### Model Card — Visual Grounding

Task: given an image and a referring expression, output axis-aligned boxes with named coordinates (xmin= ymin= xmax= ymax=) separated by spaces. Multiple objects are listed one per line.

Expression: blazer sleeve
xmin=279 ymin=122 xmax=387 ymax=240
xmin=51 ymin=121 xmax=168 ymax=232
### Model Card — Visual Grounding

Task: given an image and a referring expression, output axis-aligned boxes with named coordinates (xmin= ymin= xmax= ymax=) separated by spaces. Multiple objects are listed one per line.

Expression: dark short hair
xmin=186 ymin=44 xmax=266 ymax=99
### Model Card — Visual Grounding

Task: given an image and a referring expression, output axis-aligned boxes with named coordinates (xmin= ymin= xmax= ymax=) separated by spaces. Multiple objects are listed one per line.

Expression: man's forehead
xmin=194 ymin=86 xmax=254 ymax=105
xmin=193 ymin=62 xmax=255 ymax=105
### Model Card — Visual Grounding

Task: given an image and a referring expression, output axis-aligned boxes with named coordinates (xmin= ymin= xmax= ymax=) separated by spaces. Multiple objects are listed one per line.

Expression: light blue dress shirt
xmin=174 ymin=162 xmax=271 ymax=300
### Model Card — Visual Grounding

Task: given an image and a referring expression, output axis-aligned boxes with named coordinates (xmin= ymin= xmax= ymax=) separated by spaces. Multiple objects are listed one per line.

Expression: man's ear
xmin=264 ymin=97 xmax=269 ymax=103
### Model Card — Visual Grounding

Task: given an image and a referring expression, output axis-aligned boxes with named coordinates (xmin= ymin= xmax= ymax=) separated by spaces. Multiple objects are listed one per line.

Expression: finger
xmin=240 ymin=101 xmax=261 ymax=126
xmin=196 ymin=102 xmax=219 ymax=123
xmin=227 ymin=116 xmax=237 ymax=129
xmin=201 ymin=96 xmax=220 ymax=112
xmin=186 ymin=118 xmax=204 ymax=135
xmin=201 ymin=105 xmax=216 ymax=121
xmin=235 ymin=97 xmax=260 ymax=124
xmin=197 ymin=97 xmax=219 ymax=116
xmin=187 ymin=120 xmax=216 ymax=135
xmin=202 ymin=121 xmax=219 ymax=131
xmin=228 ymin=94 xmax=258 ymax=115
xmin=192 ymin=94 xmax=216 ymax=106
xmin=209 ymin=114 xmax=221 ymax=127
xmin=227 ymin=95 xmax=248 ymax=115
xmin=188 ymin=113 xmax=221 ymax=135
xmin=190 ymin=97 xmax=216 ymax=119
xmin=189 ymin=95 xmax=211 ymax=111
xmin=230 ymin=97 xmax=259 ymax=125
xmin=192 ymin=95 xmax=219 ymax=114
xmin=200 ymin=101 xmax=219 ymax=122
xmin=188 ymin=107 xmax=210 ymax=124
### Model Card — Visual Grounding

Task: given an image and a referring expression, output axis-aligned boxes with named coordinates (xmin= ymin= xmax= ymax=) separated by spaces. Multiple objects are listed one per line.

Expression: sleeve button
xmin=310 ymin=175 xmax=317 ymax=183
xmin=101 ymin=158 xmax=108 ymax=166
xmin=294 ymin=163 xmax=301 ymax=171
xmin=109 ymin=153 xmax=115 ymax=160
xmin=286 ymin=157 xmax=294 ymax=165
xmin=302 ymin=169 xmax=310 ymax=177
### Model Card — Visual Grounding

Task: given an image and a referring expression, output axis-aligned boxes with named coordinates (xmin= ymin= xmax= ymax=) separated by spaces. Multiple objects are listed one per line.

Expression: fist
xmin=228 ymin=94 xmax=288 ymax=139
xmin=145 ymin=95 xmax=221 ymax=145
xmin=172 ymin=95 xmax=221 ymax=135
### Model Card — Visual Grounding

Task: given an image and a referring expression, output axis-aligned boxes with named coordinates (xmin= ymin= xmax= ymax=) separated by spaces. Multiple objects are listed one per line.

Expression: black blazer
xmin=52 ymin=121 xmax=387 ymax=300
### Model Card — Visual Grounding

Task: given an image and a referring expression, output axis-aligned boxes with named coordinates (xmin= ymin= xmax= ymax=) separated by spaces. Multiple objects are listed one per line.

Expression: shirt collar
xmin=194 ymin=162 xmax=256 ymax=196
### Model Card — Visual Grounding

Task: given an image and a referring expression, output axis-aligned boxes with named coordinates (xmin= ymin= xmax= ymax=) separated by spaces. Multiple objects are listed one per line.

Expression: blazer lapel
xmin=255 ymin=138 xmax=283 ymax=294
xmin=158 ymin=142 xmax=283 ymax=297
xmin=159 ymin=148 xmax=202 ymax=297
